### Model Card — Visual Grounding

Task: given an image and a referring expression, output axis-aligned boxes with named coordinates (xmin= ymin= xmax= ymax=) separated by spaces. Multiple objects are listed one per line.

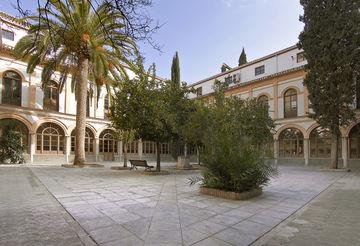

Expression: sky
xmin=1 ymin=0 xmax=304 ymax=84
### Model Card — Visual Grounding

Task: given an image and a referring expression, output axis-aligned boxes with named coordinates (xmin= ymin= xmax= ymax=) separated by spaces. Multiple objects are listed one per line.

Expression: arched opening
xmin=349 ymin=124 xmax=360 ymax=159
xmin=310 ymin=127 xmax=332 ymax=158
xmin=71 ymin=127 xmax=94 ymax=154
xmin=43 ymin=81 xmax=59 ymax=111
xmin=99 ymin=129 xmax=118 ymax=161
xmin=36 ymin=122 xmax=65 ymax=154
xmin=284 ymin=89 xmax=297 ymax=118
xmin=2 ymin=70 xmax=22 ymax=106
xmin=0 ymin=118 xmax=29 ymax=153
xmin=257 ymin=95 xmax=269 ymax=113
xmin=279 ymin=128 xmax=303 ymax=158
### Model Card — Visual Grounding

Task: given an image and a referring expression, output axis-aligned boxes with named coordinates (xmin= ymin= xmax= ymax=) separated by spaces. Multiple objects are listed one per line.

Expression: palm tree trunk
xmin=74 ymin=58 xmax=88 ymax=165
xmin=330 ymin=133 xmax=339 ymax=169
xmin=156 ymin=141 xmax=161 ymax=172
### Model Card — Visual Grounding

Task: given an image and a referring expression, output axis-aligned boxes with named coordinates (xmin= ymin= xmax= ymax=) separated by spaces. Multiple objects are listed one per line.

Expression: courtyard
xmin=1 ymin=164 xmax=359 ymax=246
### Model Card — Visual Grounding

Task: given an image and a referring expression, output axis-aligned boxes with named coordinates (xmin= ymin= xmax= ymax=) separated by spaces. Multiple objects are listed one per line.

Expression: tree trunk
xmin=330 ymin=133 xmax=339 ymax=169
xmin=73 ymin=58 xmax=88 ymax=165
xmin=156 ymin=141 xmax=161 ymax=172
xmin=123 ymin=141 xmax=128 ymax=167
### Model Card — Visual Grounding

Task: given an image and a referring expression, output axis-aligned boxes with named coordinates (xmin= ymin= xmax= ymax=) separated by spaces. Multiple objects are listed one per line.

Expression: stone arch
xmin=280 ymin=86 xmax=301 ymax=98
xmin=68 ymin=123 xmax=97 ymax=137
xmin=95 ymin=125 xmax=115 ymax=138
xmin=274 ymin=124 xmax=306 ymax=140
xmin=0 ymin=113 xmax=33 ymax=133
xmin=344 ymin=119 xmax=360 ymax=138
xmin=0 ymin=67 xmax=27 ymax=82
xmin=32 ymin=118 xmax=69 ymax=136
xmin=256 ymin=92 xmax=272 ymax=101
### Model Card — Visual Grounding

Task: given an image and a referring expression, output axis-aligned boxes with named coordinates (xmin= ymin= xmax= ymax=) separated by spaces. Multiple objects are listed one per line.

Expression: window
xmin=71 ymin=128 xmax=94 ymax=154
xmin=0 ymin=118 xmax=29 ymax=153
xmin=310 ymin=127 xmax=331 ymax=158
xmin=124 ymin=141 xmax=138 ymax=154
xmin=284 ymin=89 xmax=298 ymax=118
xmin=104 ymin=94 xmax=112 ymax=119
xmin=99 ymin=129 xmax=118 ymax=154
xmin=297 ymin=52 xmax=306 ymax=63
xmin=160 ymin=143 xmax=170 ymax=155
xmin=257 ymin=95 xmax=269 ymax=113
xmin=1 ymin=29 xmax=14 ymax=41
xmin=36 ymin=123 xmax=64 ymax=154
xmin=2 ymin=71 xmax=21 ymax=106
xmin=86 ymin=93 xmax=91 ymax=117
xmin=143 ymin=141 xmax=155 ymax=154
xmin=255 ymin=65 xmax=265 ymax=76
xmin=349 ymin=124 xmax=360 ymax=159
xmin=196 ymin=87 xmax=202 ymax=97
xmin=279 ymin=128 xmax=303 ymax=158
xmin=43 ymin=81 xmax=59 ymax=111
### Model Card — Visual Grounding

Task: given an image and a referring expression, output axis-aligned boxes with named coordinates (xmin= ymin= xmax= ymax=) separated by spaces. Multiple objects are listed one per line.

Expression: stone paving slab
xmin=0 ymin=166 xmax=95 ymax=246
xmin=254 ymin=170 xmax=360 ymax=246
xmin=28 ymin=165 xmax=347 ymax=245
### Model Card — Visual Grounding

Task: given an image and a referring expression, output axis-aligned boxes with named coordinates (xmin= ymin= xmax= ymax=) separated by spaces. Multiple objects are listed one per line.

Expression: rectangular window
xmin=1 ymin=29 xmax=15 ymax=41
xmin=297 ymin=52 xmax=306 ymax=63
xmin=255 ymin=65 xmax=265 ymax=76
xmin=196 ymin=87 xmax=202 ymax=97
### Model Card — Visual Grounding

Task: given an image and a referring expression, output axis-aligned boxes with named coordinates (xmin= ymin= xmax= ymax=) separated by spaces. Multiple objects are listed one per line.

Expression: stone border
xmin=61 ymin=163 xmax=104 ymax=168
xmin=140 ymin=170 xmax=171 ymax=176
xmin=110 ymin=166 xmax=131 ymax=170
xmin=200 ymin=187 xmax=262 ymax=200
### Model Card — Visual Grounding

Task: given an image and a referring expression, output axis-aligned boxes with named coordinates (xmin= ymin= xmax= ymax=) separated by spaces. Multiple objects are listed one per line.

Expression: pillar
xmin=118 ymin=141 xmax=123 ymax=162
xmin=342 ymin=137 xmax=348 ymax=168
xmin=274 ymin=139 xmax=279 ymax=167
xmin=95 ymin=138 xmax=99 ymax=162
xmin=304 ymin=138 xmax=309 ymax=166
xmin=65 ymin=135 xmax=71 ymax=163
xmin=138 ymin=140 xmax=143 ymax=159
xmin=184 ymin=144 xmax=188 ymax=158
xmin=30 ymin=133 xmax=36 ymax=164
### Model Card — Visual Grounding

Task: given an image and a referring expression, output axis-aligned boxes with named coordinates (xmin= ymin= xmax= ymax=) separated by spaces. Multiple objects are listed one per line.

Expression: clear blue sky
xmin=2 ymin=0 xmax=304 ymax=84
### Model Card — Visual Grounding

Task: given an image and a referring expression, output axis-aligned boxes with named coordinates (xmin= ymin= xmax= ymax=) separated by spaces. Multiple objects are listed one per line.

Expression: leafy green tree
xmin=0 ymin=121 xmax=25 ymax=164
xmin=111 ymin=63 xmax=173 ymax=172
xmin=238 ymin=47 xmax=247 ymax=66
xmin=298 ymin=0 xmax=360 ymax=168
xmin=13 ymin=0 xmax=140 ymax=165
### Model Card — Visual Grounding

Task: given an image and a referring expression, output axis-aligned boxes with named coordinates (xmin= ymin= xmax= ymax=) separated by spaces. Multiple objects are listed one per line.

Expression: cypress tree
xmin=238 ymin=47 xmax=247 ymax=66
xmin=171 ymin=51 xmax=181 ymax=87
xmin=298 ymin=0 xmax=360 ymax=169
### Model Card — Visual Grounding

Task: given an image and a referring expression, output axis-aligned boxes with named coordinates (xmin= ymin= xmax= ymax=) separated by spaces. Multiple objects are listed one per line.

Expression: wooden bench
xmin=129 ymin=159 xmax=154 ymax=171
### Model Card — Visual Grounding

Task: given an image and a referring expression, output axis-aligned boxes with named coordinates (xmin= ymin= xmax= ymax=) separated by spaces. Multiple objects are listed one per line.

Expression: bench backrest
xmin=130 ymin=159 xmax=148 ymax=167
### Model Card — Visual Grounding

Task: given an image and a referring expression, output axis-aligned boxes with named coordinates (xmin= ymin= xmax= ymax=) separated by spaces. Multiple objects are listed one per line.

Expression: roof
xmin=189 ymin=45 xmax=299 ymax=87
xmin=0 ymin=11 xmax=30 ymax=29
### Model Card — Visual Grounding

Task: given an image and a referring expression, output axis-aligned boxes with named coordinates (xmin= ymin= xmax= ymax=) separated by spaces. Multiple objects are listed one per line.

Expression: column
xmin=138 ymin=140 xmax=143 ymax=159
xmin=342 ymin=137 xmax=348 ymax=168
xmin=118 ymin=141 xmax=123 ymax=162
xmin=30 ymin=133 xmax=36 ymax=164
xmin=95 ymin=138 xmax=99 ymax=162
xmin=65 ymin=135 xmax=71 ymax=163
xmin=274 ymin=139 xmax=279 ymax=167
xmin=304 ymin=138 xmax=309 ymax=166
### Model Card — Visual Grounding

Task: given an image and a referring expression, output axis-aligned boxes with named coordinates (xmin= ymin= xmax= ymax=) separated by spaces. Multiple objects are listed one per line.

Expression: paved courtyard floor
xmin=1 ymin=164 xmax=359 ymax=245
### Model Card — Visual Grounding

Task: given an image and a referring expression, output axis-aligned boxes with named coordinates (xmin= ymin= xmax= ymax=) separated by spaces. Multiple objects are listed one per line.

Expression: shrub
xmin=188 ymin=80 xmax=277 ymax=192
xmin=0 ymin=124 xmax=25 ymax=164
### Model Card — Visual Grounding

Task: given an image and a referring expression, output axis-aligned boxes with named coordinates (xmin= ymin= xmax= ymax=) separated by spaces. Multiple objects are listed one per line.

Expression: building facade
xmin=0 ymin=12 xmax=175 ymax=164
xmin=190 ymin=46 xmax=360 ymax=168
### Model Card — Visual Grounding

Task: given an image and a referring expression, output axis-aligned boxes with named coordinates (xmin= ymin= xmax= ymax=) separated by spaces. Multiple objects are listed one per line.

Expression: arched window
xmin=257 ymin=95 xmax=269 ymax=113
xmin=310 ymin=127 xmax=331 ymax=158
xmin=284 ymin=89 xmax=297 ymax=118
xmin=99 ymin=129 xmax=118 ymax=160
xmin=0 ymin=118 xmax=29 ymax=153
xmin=71 ymin=128 xmax=94 ymax=154
xmin=349 ymin=124 xmax=360 ymax=159
xmin=2 ymin=71 xmax=21 ymax=106
xmin=43 ymin=81 xmax=59 ymax=111
xmin=36 ymin=123 xmax=64 ymax=154
xmin=279 ymin=128 xmax=303 ymax=158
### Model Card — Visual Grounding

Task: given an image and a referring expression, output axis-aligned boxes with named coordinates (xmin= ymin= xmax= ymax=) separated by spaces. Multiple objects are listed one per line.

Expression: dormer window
xmin=255 ymin=65 xmax=265 ymax=76
xmin=1 ymin=29 xmax=14 ymax=41
xmin=297 ymin=52 xmax=306 ymax=63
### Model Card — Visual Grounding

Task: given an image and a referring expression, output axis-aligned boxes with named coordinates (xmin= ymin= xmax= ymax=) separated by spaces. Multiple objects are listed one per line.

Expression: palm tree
xmin=14 ymin=0 xmax=138 ymax=165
